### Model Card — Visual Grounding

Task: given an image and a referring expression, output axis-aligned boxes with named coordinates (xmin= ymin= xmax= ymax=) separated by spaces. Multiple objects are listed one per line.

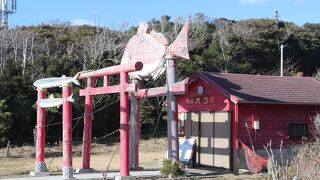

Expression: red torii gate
xmin=32 ymin=17 xmax=189 ymax=179
xmin=77 ymin=61 xmax=186 ymax=177
xmin=77 ymin=61 xmax=142 ymax=176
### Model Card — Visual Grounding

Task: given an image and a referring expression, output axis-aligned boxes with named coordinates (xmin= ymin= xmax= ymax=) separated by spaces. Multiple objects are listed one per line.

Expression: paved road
xmin=5 ymin=170 xmax=161 ymax=180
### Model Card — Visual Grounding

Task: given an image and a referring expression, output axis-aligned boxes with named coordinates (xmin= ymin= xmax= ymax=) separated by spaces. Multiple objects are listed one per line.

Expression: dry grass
xmin=0 ymin=137 xmax=167 ymax=177
xmin=266 ymin=114 xmax=320 ymax=180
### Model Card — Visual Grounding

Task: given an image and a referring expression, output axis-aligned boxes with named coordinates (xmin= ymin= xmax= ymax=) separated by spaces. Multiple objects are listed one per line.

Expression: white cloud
xmin=69 ymin=19 xmax=95 ymax=26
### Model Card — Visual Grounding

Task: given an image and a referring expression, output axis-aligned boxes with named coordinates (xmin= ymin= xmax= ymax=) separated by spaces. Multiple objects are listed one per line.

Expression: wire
xmin=149 ymin=110 xmax=164 ymax=137
xmin=102 ymin=114 xmax=131 ymax=179
xmin=36 ymin=97 xmax=120 ymax=128
xmin=91 ymin=129 xmax=120 ymax=142
xmin=102 ymin=135 xmax=121 ymax=180
xmin=71 ymin=97 xmax=120 ymax=131
xmin=71 ymin=129 xmax=120 ymax=145
xmin=102 ymin=89 xmax=146 ymax=179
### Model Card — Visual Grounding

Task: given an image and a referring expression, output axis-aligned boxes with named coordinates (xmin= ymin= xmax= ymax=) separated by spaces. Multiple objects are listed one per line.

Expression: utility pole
xmin=274 ymin=9 xmax=279 ymax=23
xmin=280 ymin=44 xmax=284 ymax=76
xmin=275 ymin=9 xmax=284 ymax=76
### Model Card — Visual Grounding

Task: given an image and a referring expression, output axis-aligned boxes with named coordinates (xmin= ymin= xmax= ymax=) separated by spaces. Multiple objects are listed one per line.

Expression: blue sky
xmin=8 ymin=0 xmax=320 ymax=28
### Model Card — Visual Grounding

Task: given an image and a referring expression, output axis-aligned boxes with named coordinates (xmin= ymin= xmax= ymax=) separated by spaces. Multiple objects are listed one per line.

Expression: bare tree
xmin=232 ymin=20 xmax=255 ymax=39
xmin=74 ymin=26 xmax=126 ymax=70
xmin=214 ymin=18 xmax=232 ymax=73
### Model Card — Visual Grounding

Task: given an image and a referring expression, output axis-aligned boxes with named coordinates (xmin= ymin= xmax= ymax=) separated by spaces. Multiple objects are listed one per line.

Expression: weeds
xmin=265 ymin=114 xmax=320 ymax=180
xmin=160 ymin=159 xmax=184 ymax=178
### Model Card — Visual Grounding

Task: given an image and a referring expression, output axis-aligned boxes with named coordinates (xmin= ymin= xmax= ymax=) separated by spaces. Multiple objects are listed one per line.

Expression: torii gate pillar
xmin=81 ymin=77 xmax=94 ymax=171
xmin=31 ymin=88 xmax=49 ymax=176
xmin=62 ymin=83 xmax=73 ymax=179
xmin=120 ymin=71 xmax=130 ymax=176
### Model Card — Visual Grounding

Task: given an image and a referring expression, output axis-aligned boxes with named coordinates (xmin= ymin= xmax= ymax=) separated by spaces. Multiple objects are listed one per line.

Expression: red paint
xmin=177 ymin=72 xmax=320 ymax=172
xmin=77 ymin=63 xmax=143 ymax=176
xmin=79 ymin=72 xmax=185 ymax=98
xmin=233 ymin=104 xmax=238 ymax=149
xmin=237 ymin=104 xmax=319 ymax=149
xmin=79 ymin=84 xmax=136 ymax=96
xmin=36 ymin=89 xmax=46 ymax=163
xmin=178 ymin=75 xmax=320 ymax=151
xmin=78 ymin=62 xmax=143 ymax=79
xmin=178 ymin=79 xmax=233 ymax=112
xmin=62 ymin=85 xmax=73 ymax=168
xmin=120 ymin=71 xmax=129 ymax=176
xmin=81 ymin=78 xmax=94 ymax=169
xmin=136 ymin=83 xmax=186 ymax=98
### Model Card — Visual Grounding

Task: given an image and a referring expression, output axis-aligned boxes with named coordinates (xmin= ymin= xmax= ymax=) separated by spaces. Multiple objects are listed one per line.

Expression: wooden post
xmin=166 ymin=55 xmax=179 ymax=162
xmin=129 ymin=79 xmax=140 ymax=168
xmin=6 ymin=140 xmax=10 ymax=157
xmin=62 ymin=84 xmax=73 ymax=179
xmin=81 ymin=77 xmax=94 ymax=170
xmin=120 ymin=71 xmax=129 ymax=176
xmin=35 ymin=88 xmax=48 ymax=172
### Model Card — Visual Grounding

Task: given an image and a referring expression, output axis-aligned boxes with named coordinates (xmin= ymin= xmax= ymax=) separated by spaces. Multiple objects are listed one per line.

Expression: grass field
xmin=0 ymin=138 xmax=167 ymax=177
xmin=0 ymin=137 xmax=271 ymax=179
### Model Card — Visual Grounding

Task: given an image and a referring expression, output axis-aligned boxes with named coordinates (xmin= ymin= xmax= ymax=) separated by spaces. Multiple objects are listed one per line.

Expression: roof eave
xmin=198 ymin=72 xmax=239 ymax=104
xmin=237 ymin=100 xmax=320 ymax=106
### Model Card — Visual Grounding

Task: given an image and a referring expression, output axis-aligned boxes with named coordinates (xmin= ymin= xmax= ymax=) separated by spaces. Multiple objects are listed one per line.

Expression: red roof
xmin=198 ymin=72 xmax=320 ymax=105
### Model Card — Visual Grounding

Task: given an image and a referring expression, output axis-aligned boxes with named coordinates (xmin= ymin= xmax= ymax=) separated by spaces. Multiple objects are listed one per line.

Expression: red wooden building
xmin=177 ymin=72 xmax=320 ymax=171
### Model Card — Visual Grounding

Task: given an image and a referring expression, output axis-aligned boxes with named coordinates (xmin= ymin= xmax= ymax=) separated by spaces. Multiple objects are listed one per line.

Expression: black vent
xmin=288 ymin=123 xmax=307 ymax=138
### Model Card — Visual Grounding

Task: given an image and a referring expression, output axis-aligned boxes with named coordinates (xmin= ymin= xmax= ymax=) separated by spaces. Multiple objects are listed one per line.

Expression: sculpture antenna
xmin=0 ymin=0 xmax=17 ymax=29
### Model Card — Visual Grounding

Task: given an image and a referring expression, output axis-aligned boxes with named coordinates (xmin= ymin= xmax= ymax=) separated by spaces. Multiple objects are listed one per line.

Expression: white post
xmin=166 ymin=55 xmax=179 ymax=162
xmin=280 ymin=44 xmax=284 ymax=77
xmin=129 ymin=79 xmax=140 ymax=169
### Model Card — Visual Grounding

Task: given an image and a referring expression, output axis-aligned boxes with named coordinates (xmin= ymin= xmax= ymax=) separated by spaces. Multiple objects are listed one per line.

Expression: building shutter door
xmin=213 ymin=112 xmax=231 ymax=169
xmin=200 ymin=112 xmax=214 ymax=166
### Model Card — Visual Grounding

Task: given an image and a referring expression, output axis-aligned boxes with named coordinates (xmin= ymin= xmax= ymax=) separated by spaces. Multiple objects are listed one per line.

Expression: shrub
xmin=160 ymin=159 xmax=184 ymax=178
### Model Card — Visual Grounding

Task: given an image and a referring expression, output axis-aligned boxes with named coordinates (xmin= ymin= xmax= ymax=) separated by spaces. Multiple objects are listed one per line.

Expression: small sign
xmin=185 ymin=96 xmax=214 ymax=105
xmin=179 ymin=138 xmax=196 ymax=163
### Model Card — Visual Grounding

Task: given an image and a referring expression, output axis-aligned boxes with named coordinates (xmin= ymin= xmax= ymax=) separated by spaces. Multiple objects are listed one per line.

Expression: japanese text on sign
xmin=185 ymin=96 xmax=214 ymax=105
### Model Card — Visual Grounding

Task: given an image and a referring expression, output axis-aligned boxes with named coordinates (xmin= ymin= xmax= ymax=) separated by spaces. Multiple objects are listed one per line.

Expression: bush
xmin=0 ymin=100 xmax=12 ymax=145
xmin=160 ymin=159 xmax=184 ymax=178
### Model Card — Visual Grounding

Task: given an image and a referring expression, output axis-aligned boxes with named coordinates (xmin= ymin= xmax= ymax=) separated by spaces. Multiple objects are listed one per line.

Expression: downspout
xmin=232 ymin=103 xmax=239 ymax=174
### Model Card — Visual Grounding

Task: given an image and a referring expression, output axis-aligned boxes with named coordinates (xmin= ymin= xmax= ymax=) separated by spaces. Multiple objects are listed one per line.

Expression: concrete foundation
xmin=114 ymin=175 xmax=136 ymax=180
xmin=35 ymin=162 xmax=48 ymax=172
xmin=29 ymin=171 xmax=50 ymax=177
xmin=75 ymin=168 xmax=94 ymax=173
xmin=63 ymin=166 xmax=74 ymax=179
xmin=30 ymin=162 xmax=49 ymax=177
